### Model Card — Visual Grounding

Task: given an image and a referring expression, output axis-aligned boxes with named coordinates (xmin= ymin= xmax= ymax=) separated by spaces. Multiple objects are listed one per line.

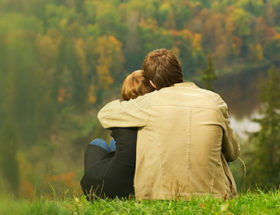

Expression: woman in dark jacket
xmin=80 ymin=70 xmax=154 ymax=200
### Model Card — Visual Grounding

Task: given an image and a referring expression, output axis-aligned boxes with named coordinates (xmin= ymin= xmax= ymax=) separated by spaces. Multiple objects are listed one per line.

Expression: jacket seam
xmin=187 ymin=108 xmax=191 ymax=190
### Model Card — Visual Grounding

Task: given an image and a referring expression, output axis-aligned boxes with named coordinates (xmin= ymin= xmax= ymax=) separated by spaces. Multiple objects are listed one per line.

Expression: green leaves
xmin=202 ymin=55 xmax=217 ymax=91
xmin=247 ymin=66 xmax=280 ymax=189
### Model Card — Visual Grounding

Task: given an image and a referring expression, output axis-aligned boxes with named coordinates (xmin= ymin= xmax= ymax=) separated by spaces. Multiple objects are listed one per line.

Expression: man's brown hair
xmin=121 ymin=70 xmax=154 ymax=101
xmin=142 ymin=49 xmax=183 ymax=89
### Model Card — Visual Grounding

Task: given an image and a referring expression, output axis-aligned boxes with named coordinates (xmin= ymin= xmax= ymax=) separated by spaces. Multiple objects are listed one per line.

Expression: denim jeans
xmin=89 ymin=138 xmax=116 ymax=152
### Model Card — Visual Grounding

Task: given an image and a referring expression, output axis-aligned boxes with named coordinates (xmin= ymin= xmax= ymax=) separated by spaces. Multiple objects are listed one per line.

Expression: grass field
xmin=0 ymin=190 xmax=279 ymax=215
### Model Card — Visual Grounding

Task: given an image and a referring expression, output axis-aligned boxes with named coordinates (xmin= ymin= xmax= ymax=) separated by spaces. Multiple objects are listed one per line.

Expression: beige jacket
xmin=98 ymin=82 xmax=240 ymax=200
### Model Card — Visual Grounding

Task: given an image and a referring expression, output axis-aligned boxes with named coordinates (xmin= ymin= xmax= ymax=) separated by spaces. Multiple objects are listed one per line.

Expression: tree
xmin=123 ymin=11 xmax=142 ymax=72
xmin=67 ymin=39 xmax=88 ymax=108
xmin=93 ymin=35 xmax=124 ymax=103
xmin=250 ymin=43 xmax=264 ymax=64
xmin=0 ymin=124 xmax=19 ymax=196
xmin=202 ymin=55 xmax=217 ymax=91
xmin=246 ymin=65 xmax=280 ymax=189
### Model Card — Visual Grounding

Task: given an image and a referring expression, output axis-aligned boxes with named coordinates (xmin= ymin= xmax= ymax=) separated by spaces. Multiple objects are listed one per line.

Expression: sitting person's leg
xmin=82 ymin=138 xmax=112 ymax=199
xmin=84 ymin=138 xmax=110 ymax=173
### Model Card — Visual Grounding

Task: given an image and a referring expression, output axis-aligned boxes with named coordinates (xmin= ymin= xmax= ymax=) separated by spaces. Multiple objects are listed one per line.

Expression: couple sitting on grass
xmin=81 ymin=49 xmax=240 ymax=201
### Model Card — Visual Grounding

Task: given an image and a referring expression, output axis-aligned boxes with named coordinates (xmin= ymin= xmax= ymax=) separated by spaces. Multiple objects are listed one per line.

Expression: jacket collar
xmin=174 ymin=82 xmax=198 ymax=88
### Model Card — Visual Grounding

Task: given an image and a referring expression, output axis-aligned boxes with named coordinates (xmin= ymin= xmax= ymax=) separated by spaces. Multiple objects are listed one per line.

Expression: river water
xmin=208 ymin=65 xmax=271 ymax=139
xmin=229 ymin=111 xmax=261 ymax=140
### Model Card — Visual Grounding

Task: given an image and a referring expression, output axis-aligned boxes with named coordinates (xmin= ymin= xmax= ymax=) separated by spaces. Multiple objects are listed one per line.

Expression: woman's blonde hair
xmin=121 ymin=70 xmax=154 ymax=101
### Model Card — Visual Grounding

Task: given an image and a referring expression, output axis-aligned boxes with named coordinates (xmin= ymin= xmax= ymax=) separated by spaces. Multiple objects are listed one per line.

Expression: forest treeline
xmin=1 ymin=0 xmax=280 ymax=111
xmin=0 ymin=0 xmax=280 ymax=197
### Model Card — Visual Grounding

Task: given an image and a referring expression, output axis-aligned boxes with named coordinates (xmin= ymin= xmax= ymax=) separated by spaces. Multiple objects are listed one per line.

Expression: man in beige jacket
xmin=98 ymin=49 xmax=240 ymax=200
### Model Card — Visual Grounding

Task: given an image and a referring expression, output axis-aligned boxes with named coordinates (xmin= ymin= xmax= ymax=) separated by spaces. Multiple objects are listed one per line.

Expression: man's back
xmin=98 ymin=82 xmax=239 ymax=200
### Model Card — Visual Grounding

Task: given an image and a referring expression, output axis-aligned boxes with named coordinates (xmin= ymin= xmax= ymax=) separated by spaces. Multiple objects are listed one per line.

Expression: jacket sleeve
xmin=97 ymin=95 xmax=151 ymax=129
xmin=218 ymin=97 xmax=240 ymax=162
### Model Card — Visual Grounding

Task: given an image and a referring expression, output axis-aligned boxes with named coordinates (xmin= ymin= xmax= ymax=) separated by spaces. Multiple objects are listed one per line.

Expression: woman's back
xmin=80 ymin=127 xmax=137 ymax=199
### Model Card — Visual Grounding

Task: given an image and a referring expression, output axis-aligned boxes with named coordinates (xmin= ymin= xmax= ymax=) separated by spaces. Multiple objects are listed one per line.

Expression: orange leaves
xmin=16 ymin=152 xmax=35 ymax=199
xmin=108 ymin=35 xmax=124 ymax=64
xmin=273 ymin=34 xmax=280 ymax=41
xmin=171 ymin=29 xmax=178 ymax=37
xmin=109 ymin=35 xmax=121 ymax=46
xmin=57 ymin=88 xmax=66 ymax=103
xmin=166 ymin=29 xmax=203 ymax=58
xmin=46 ymin=171 xmax=76 ymax=188
xmin=45 ymin=170 xmax=81 ymax=197
xmin=19 ymin=179 xmax=35 ymax=199
xmin=265 ymin=27 xmax=277 ymax=42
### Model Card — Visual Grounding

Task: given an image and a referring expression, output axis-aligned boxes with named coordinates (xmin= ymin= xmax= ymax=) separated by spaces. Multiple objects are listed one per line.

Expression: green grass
xmin=1 ymin=191 xmax=279 ymax=215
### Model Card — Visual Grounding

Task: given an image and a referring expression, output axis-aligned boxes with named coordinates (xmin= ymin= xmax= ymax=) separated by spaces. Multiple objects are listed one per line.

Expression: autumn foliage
xmin=0 ymin=0 xmax=280 ymax=197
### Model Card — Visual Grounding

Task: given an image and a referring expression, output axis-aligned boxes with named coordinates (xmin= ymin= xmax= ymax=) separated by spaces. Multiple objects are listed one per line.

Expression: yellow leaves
xmin=97 ymin=65 xmax=113 ymax=90
xmin=94 ymin=35 xmax=123 ymax=89
xmin=36 ymin=29 xmax=62 ymax=69
xmin=167 ymin=29 xmax=203 ymax=56
xmin=255 ymin=43 xmax=264 ymax=62
xmin=36 ymin=36 xmax=56 ymax=68
xmin=180 ymin=29 xmax=193 ymax=40
xmin=159 ymin=2 xmax=175 ymax=29
xmin=230 ymin=8 xmax=251 ymax=36
xmin=59 ymin=18 xmax=68 ymax=29
xmin=139 ymin=17 xmax=158 ymax=31
xmin=225 ymin=17 xmax=235 ymax=34
xmin=159 ymin=2 xmax=171 ymax=14
xmin=230 ymin=8 xmax=247 ymax=22
xmin=108 ymin=35 xmax=124 ymax=62
xmin=94 ymin=36 xmax=114 ymax=66
xmin=88 ymin=84 xmax=96 ymax=104
xmin=96 ymin=2 xmax=114 ymax=19
xmin=192 ymin=34 xmax=202 ymax=52
xmin=250 ymin=43 xmax=263 ymax=63
xmin=109 ymin=35 xmax=120 ymax=46
xmin=273 ymin=34 xmax=280 ymax=48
